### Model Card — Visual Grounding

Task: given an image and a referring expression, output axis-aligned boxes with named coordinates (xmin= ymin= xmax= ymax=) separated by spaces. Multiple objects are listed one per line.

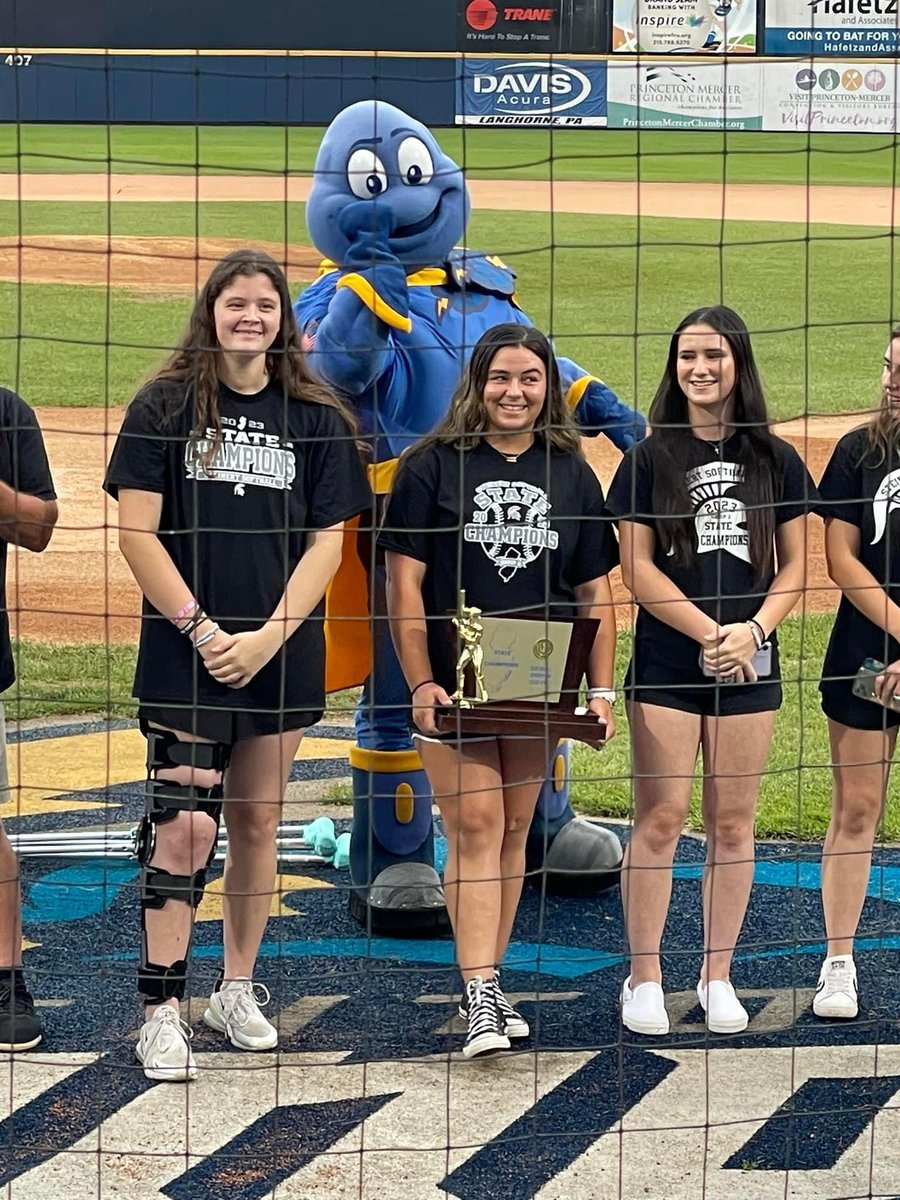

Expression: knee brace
xmin=137 ymin=728 xmax=232 ymax=1004
xmin=136 ymin=727 xmax=231 ymax=911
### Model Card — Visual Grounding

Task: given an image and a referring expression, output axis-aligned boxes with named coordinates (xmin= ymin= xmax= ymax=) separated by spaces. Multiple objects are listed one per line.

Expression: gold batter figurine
xmin=451 ymin=591 xmax=488 ymax=706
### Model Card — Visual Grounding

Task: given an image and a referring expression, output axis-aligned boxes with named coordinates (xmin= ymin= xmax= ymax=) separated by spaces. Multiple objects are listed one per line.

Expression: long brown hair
xmin=138 ymin=248 xmax=355 ymax=458
xmin=413 ymin=323 xmax=582 ymax=457
xmin=647 ymin=305 xmax=779 ymax=579
xmin=865 ymin=326 xmax=900 ymax=465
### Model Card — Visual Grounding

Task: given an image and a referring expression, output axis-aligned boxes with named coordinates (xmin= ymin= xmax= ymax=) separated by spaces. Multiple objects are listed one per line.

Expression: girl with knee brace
xmin=606 ymin=305 xmax=816 ymax=1037
xmin=105 ymin=249 xmax=369 ymax=1081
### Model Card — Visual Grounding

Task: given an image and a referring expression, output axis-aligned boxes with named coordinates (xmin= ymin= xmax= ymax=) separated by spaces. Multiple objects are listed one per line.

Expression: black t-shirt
xmin=818 ymin=427 xmax=900 ymax=684
xmin=104 ymin=379 xmax=370 ymax=712
xmin=378 ymin=439 xmax=619 ymax=693
xmin=606 ymin=433 xmax=816 ymax=679
xmin=0 ymin=390 xmax=56 ymax=694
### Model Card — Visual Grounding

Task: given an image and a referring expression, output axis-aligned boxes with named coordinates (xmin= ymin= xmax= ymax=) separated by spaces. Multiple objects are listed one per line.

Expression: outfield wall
xmin=3 ymin=53 xmax=896 ymax=132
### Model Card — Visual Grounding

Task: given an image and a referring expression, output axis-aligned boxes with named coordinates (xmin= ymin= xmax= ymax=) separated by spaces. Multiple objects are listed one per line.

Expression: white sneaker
xmin=203 ymin=978 xmax=278 ymax=1050
xmin=697 ymin=979 xmax=749 ymax=1033
xmin=813 ymin=957 xmax=858 ymax=1020
xmin=136 ymin=1004 xmax=197 ymax=1082
xmin=621 ymin=975 xmax=669 ymax=1035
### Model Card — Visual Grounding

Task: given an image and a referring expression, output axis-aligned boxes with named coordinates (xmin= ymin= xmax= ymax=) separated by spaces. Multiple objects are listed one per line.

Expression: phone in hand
xmin=851 ymin=658 xmax=898 ymax=707
xmin=699 ymin=642 xmax=773 ymax=679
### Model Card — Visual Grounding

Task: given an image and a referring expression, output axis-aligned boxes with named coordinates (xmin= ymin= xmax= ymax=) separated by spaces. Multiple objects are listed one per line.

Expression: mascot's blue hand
xmin=579 ymin=380 xmax=648 ymax=452
xmin=336 ymin=200 xmax=410 ymax=325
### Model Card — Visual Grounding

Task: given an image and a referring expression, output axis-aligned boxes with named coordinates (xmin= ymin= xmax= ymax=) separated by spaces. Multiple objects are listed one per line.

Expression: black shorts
xmin=625 ymin=661 xmax=782 ymax=717
xmin=819 ymin=679 xmax=900 ymax=732
xmin=138 ymin=704 xmax=323 ymax=746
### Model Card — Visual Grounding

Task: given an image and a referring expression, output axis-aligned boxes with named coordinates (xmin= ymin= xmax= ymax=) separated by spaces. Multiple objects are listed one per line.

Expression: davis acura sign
xmin=455 ymin=59 xmax=608 ymax=125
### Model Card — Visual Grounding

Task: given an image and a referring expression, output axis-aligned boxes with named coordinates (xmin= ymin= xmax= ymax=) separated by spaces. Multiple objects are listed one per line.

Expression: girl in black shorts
xmin=606 ymin=305 xmax=815 ymax=1037
xmin=380 ymin=323 xmax=619 ymax=1058
xmin=814 ymin=326 xmax=900 ymax=1021
xmin=105 ymin=249 xmax=369 ymax=1080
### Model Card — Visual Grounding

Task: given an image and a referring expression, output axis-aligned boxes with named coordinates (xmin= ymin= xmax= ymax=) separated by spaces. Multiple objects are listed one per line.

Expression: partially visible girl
xmin=815 ymin=326 xmax=900 ymax=1020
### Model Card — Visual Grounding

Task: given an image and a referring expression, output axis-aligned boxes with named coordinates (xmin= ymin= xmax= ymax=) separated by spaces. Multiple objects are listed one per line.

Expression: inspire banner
xmin=612 ymin=0 xmax=758 ymax=52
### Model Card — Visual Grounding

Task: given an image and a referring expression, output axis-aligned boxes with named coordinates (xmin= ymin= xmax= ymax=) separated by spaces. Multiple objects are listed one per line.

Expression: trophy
xmin=435 ymin=590 xmax=606 ymax=747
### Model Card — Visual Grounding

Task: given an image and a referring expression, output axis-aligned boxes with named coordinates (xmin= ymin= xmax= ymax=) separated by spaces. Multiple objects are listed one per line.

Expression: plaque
xmin=434 ymin=591 xmax=606 ymax=747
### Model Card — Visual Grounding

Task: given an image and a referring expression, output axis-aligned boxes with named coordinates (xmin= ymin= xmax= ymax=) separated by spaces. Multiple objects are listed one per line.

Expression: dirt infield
xmin=0 ymin=235 xmax=322 ymax=293
xmin=2 ymin=174 xmax=896 ymax=226
xmin=11 ymin=408 xmax=846 ymax=645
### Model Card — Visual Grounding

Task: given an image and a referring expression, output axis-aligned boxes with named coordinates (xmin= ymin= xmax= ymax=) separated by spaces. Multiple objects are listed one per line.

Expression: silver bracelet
xmin=586 ymin=687 xmax=616 ymax=705
xmin=192 ymin=624 xmax=220 ymax=649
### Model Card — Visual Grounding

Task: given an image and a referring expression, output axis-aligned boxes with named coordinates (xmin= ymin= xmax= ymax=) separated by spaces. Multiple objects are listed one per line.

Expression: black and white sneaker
xmin=813 ymin=956 xmax=858 ymax=1019
xmin=462 ymin=976 xmax=510 ymax=1059
xmin=459 ymin=971 xmax=529 ymax=1039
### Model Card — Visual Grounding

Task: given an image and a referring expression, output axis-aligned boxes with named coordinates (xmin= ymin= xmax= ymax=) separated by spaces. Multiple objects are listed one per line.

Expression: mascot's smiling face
xmin=307 ymin=101 xmax=470 ymax=272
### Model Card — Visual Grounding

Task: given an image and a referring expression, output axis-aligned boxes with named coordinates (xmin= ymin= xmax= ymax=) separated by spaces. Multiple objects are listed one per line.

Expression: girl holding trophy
xmin=380 ymin=323 xmax=619 ymax=1058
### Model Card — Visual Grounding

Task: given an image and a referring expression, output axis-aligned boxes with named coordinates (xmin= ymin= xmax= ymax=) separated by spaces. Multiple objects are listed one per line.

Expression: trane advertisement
xmin=458 ymin=2 xmax=559 ymax=51
xmin=766 ymin=0 xmax=900 ymax=54
xmin=455 ymin=59 xmax=607 ymax=125
xmin=612 ymin=0 xmax=758 ymax=52
xmin=762 ymin=61 xmax=899 ymax=130
xmin=608 ymin=61 xmax=763 ymax=128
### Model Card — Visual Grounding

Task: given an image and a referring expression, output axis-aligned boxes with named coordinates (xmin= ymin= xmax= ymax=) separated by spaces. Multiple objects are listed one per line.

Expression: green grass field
xmin=2 ymin=121 xmax=894 ymax=838
xmin=2 ymin=124 xmax=899 ymax=187
xmin=1 ymin=199 xmax=894 ymax=418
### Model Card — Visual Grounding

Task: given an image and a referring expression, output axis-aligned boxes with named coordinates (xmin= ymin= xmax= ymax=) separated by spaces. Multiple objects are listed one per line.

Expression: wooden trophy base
xmin=434 ymin=701 xmax=606 ymax=748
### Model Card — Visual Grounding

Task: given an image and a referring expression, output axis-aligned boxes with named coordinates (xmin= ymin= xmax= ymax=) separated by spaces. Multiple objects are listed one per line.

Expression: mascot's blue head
xmin=307 ymin=101 xmax=470 ymax=273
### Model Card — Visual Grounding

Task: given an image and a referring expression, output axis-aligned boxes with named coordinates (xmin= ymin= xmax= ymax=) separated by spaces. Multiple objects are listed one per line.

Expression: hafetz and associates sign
xmin=766 ymin=0 xmax=900 ymax=53
xmin=458 ymin=1 xmax=560 ymax=51
xmin=762 ymin=60 xmax=899 ymax=129
xmin=608 ymin=60 xmax=763 ymax=127
xmin=455 ymin=59 xmax=608 ymax=126
xmin=612 ymin=0 xmax=758 ymax=52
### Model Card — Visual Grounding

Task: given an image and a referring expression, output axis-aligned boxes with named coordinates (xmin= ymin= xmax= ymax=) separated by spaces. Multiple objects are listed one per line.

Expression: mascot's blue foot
xmin=347 ymin=747 xmax=450 ymax=935
xmin=526 ymin=742 xmax=623 ymax=895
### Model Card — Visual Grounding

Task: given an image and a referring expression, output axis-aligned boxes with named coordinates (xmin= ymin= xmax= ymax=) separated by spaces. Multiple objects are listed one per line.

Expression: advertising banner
xmin=765 ymin=0 xmax=900 ymax=55
xmin=458 ymin=1 xmax=560 ymax=52
xmin=455 ymin=58 xmax=608 ymax=125
xmin=612 ymin=0 xmax=758 ymax=52
xmin=762 ymin=60 xmax=899 ymax=131
xmin=608 ymin=60 xmax=763 ymax=127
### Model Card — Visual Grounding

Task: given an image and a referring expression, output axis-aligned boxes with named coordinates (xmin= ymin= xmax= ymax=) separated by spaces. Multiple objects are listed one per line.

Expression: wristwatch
xmin=586 ymin=687 xmax=617 ymax=705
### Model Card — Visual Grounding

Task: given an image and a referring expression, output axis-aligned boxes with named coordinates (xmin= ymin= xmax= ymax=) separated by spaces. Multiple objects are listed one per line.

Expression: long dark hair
xmin=865 ymin=325 xmax=900 ymax=465
xmin=135 ymin=248 xmax=355 ymax=458
xmin=413 ymin=323 xmax=582 ymax=456
xmin=648 ymin=305 xmax=779 ymax=576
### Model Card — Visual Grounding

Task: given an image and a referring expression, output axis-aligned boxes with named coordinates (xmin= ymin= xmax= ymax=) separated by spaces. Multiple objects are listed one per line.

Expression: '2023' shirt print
xmin=686 ymin=460 xmax=750 ymax=564
xmin=464 ymin=479 xmax=559 ymax=583
xmin=185 ymin=414 xmax=297 ymax=495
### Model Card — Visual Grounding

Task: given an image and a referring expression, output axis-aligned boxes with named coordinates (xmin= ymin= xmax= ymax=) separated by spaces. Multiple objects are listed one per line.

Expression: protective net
xmin=1 ymin=31 xmax=900 ymax=1200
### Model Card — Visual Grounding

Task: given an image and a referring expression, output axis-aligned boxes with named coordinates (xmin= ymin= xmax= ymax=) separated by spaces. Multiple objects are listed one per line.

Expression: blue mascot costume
xmin=296 ymin=101 xmax=645 ymax=932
